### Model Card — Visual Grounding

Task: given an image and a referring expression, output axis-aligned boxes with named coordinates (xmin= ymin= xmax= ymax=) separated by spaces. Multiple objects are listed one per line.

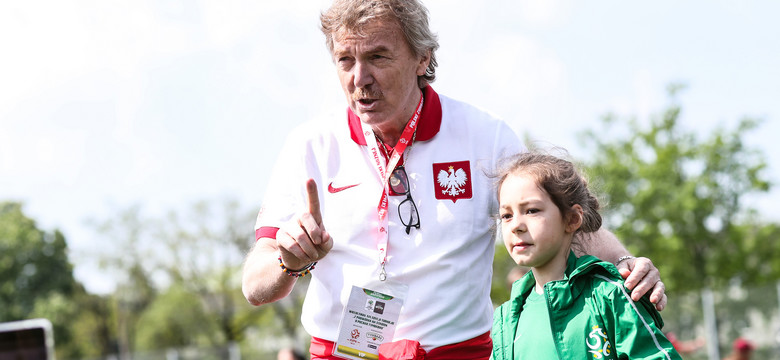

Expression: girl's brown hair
xmin=496 ymin=151 xmax=602 ymax=236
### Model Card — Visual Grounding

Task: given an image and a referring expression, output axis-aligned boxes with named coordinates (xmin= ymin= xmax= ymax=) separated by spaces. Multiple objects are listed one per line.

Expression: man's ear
xmin=416 ymin=50 xmax=431 ymax=76
xmin=566 ymin=204 xmax=584 ymax=233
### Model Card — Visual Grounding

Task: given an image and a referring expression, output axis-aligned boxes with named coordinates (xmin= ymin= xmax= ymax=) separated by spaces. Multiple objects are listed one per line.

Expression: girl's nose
xmin=512 ymin=218 xmax=526 ymax=234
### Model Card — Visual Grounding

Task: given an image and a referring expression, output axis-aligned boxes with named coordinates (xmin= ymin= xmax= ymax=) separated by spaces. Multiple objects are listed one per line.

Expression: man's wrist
xmin=615 ymin=255 xmax=635 ymax=267
xmin=278 ymin=255 xmax=317 ymax=278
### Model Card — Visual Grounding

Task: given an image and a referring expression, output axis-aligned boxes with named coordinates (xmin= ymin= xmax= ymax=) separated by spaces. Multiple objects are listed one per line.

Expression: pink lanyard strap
xmin=361 ymin=90 xmax=423 ymax=281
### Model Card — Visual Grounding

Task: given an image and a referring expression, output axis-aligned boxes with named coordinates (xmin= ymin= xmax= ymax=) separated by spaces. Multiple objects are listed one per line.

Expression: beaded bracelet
xmin=278 ymin=256 xmax=317 ymax=278
xmin=615 ymin=255 xmax=636 ymax=267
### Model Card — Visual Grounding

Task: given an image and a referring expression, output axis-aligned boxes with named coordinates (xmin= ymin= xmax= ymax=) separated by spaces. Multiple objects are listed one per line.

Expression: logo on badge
xmin=433 ymin=161 xmax=472 ymax=202
xmin=373 ymin=301 xmax=385 ymax=314
xmin=367 ymin=331 xmax=384 ymax=342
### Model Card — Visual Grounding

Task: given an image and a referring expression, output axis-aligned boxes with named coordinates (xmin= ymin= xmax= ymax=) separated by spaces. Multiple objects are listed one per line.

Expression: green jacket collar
xmin=509 ymin=251 xmax=620 ymax=301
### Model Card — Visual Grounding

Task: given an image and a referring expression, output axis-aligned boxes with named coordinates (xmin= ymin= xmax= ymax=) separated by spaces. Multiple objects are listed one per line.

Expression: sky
xmin=1 ymin=0 xmax=779 ymax=294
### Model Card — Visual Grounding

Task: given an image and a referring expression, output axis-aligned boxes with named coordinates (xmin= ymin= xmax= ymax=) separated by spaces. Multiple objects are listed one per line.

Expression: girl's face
xmin=499 ymin=172 xmax=578 ymax=272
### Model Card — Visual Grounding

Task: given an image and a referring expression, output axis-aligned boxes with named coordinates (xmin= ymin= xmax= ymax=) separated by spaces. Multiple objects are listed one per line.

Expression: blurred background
xmin=1 ymin=0 xmax=778 ymax=359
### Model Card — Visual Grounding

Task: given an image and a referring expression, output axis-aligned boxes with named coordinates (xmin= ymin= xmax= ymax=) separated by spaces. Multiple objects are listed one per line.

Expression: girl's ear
xmin=566 ymin=204 xmax=584 ymax=233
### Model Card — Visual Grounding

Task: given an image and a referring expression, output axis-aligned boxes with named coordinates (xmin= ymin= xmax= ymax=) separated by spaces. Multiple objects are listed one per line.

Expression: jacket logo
xmin=586 ymin=325 xmax=612 ymax=359
xmin=432 ymin=161 xmax=472 ymax=203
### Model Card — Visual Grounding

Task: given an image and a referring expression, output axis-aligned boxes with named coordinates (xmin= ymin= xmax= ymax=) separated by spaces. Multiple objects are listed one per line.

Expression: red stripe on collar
xmin=348 ymin=86 xmax=442 ymax=145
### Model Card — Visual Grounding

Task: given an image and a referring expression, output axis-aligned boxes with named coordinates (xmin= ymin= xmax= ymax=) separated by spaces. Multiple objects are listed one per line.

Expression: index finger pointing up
xmin=306 ymin=178 xmax=323 ymax=225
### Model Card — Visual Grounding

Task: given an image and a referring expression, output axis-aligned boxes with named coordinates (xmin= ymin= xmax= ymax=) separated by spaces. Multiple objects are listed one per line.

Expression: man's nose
xmin=353 ymin=61 xmax=373 ymax=88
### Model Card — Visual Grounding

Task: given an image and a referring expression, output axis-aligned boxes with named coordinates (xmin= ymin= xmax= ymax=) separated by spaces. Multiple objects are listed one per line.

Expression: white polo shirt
xmin=256 ymin=86 xmax=523 ymax=351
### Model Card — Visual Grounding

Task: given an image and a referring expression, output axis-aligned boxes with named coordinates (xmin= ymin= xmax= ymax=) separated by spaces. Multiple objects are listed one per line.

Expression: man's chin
xmin=356 ymin=112 xmax=386 ymax=126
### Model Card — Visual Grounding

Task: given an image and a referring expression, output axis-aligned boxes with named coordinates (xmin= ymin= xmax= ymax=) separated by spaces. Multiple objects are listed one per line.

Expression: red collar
xmin=348 ymin=86 xmax=442 ymax=145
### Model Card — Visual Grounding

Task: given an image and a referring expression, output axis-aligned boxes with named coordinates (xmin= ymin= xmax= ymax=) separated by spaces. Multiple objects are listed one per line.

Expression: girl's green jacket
xmin=491 ymin=252 xmax=682 ymax=360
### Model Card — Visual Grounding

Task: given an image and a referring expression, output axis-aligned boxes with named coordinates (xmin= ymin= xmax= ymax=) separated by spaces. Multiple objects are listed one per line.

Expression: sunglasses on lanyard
xmin=389 ymin=165 xmax=420 ymax=234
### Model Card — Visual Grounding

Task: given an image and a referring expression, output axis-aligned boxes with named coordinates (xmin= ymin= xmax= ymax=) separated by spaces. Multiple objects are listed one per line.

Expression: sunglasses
xmin=389 ymin=165 xmax=421 ymax=234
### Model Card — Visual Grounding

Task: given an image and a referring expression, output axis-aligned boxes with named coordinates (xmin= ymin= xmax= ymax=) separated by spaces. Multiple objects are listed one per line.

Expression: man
xmin=242 ymin=1 xmax=667 ymax=359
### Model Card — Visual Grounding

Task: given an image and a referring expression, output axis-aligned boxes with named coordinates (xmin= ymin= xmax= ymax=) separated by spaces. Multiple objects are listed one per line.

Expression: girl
xmin=490 ymin=152 xmax=681 ymax=360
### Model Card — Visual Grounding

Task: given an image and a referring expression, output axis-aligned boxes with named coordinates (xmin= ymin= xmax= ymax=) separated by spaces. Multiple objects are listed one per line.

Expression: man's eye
xmin=337 ymin=58 xmax=354 ymax=69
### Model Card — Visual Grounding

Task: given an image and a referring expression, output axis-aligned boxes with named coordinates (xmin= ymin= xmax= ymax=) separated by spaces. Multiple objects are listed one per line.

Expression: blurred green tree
xmin=151 ymin=200 xmax=261 ymax=346
xmin=0 ymin=202 xmax=75 ymax=320
xmin=578 ymin=84 xmax=777 ymax=293
xmin=134 ymin=283 xmax=219 ymax=349
xmin=0 ymin=202 xmax=115 ymax=359
xmin=89 ymin=205 xmax=158 ymax=357
xmin=90 ymin=199 xmax=291 ymax=354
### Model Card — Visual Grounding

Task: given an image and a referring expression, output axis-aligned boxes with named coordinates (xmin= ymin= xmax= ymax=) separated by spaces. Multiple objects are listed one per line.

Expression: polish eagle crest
xmin=437 ymin=165 xmax=468 ymax=196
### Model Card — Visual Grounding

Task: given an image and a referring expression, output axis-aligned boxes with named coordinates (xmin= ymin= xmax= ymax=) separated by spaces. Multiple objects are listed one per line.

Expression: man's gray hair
xmin=320 ymin=0 xmax=440 ymax=88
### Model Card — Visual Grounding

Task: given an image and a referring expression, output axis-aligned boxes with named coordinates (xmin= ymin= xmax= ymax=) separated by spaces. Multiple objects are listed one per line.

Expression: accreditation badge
xmin=333 ymin=284 xmax=406 ymax=360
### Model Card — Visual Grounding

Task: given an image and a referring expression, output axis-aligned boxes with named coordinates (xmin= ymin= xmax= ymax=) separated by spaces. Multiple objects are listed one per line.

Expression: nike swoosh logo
xmin=328 ymin=182 xmax=360 ymax=193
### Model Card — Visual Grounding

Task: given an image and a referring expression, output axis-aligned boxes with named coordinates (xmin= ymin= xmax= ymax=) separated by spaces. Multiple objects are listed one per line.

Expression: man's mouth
xmin=353 ymin=87 xmax=383 ymax=108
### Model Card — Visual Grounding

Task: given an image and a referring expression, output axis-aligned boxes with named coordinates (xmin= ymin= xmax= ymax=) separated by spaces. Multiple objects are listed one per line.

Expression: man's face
xmin=332 ymin=19 xmax=429 ymax=129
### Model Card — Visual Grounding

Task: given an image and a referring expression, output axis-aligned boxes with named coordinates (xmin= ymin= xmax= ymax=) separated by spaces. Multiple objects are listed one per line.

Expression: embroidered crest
xmin=586 ymin=325 xmax=612 ymax=359
xmin=432 ymin=161 xmax=472 ymax=202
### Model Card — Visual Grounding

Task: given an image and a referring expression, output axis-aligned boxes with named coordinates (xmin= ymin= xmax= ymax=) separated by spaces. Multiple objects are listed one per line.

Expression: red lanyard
xmin=361 ymin=90 xmax=423 ymax=281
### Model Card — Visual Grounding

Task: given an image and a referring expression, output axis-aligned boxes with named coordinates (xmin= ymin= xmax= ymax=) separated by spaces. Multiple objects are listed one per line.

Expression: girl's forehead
xmin=504 ymin=171 xmax=540 ymax=187
xmin=500 ymin=172 xmax=546 ymax=197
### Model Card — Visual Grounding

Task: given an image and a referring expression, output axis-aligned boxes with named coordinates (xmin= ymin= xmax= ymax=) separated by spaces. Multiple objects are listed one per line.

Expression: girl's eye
xmin=500 ymin=213 xmax=512 ymax=221
xmin=526 ymin=208 xmax=539 ymax=215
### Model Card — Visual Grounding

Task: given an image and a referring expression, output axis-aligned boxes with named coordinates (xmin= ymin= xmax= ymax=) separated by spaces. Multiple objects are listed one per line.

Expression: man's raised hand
xmin=277 ymin=179 xmax=333 ymax=270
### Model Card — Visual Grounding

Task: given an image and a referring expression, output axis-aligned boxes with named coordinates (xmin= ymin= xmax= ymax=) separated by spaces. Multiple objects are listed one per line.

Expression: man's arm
xmin=242 ymin=179 xmax=333 ymax=306
xmin=575 ymin=228 xmax=668 ymax=311
xmin=574 ymin=228 xmax=627 ymax=263
xmin=242 ymin=238 xmax=298 ymax=305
